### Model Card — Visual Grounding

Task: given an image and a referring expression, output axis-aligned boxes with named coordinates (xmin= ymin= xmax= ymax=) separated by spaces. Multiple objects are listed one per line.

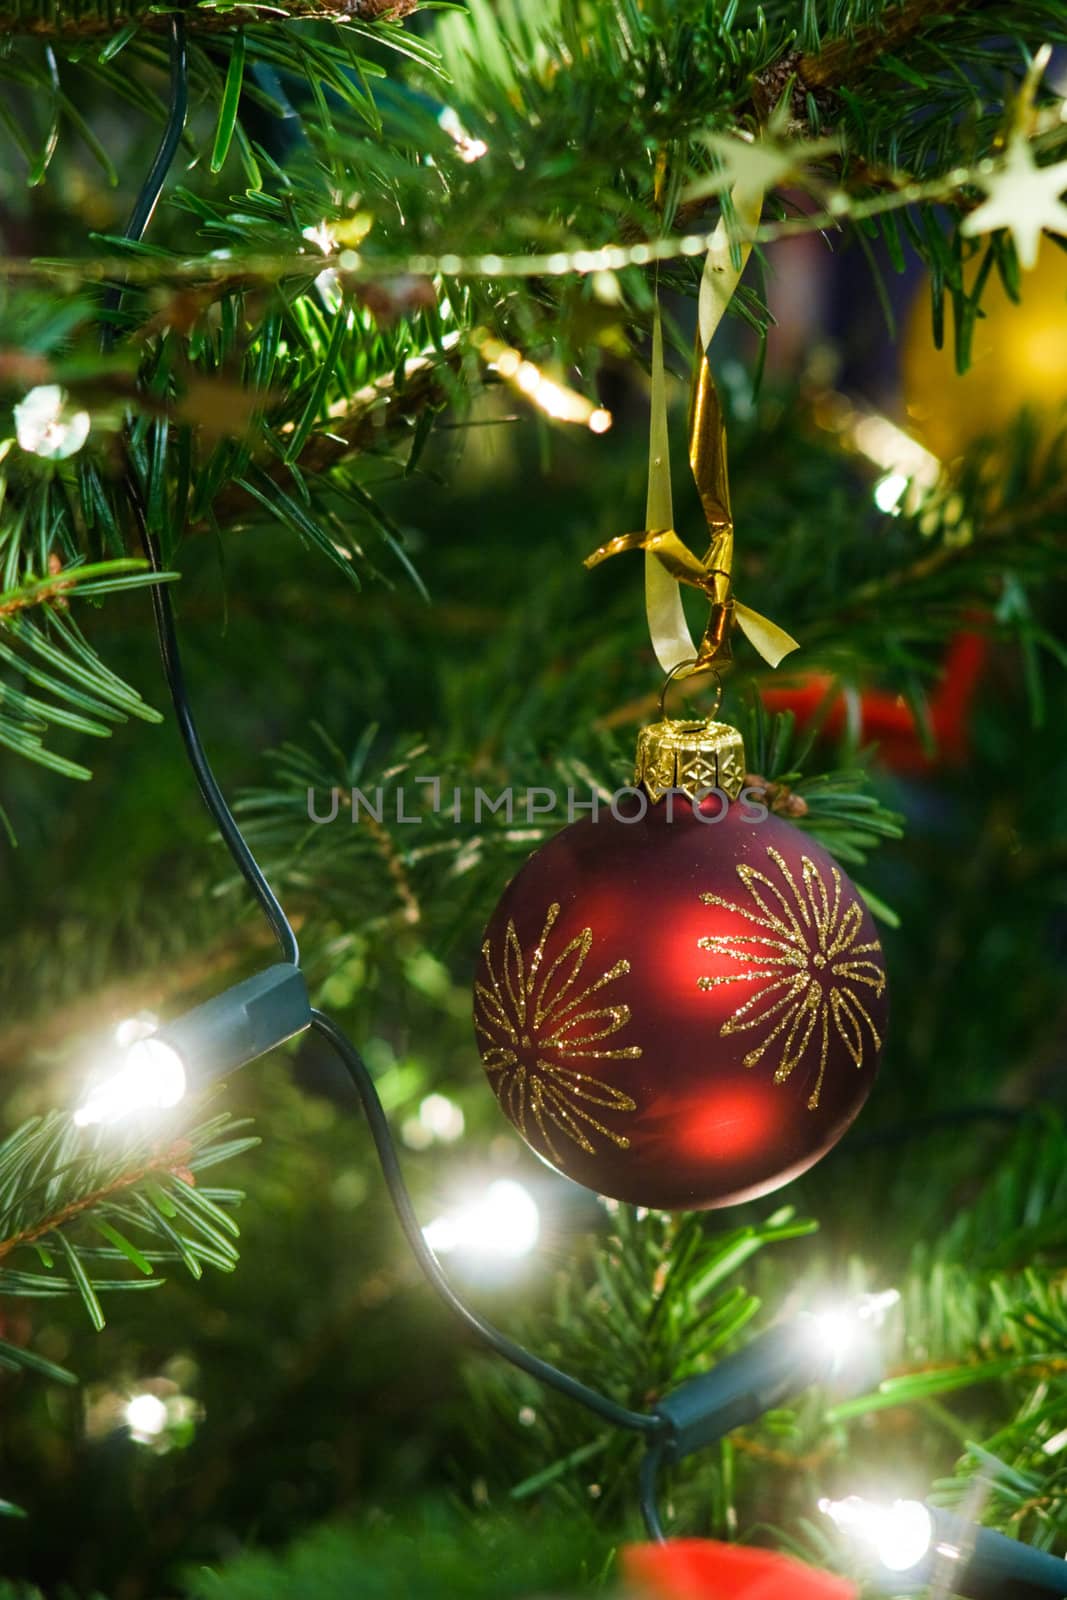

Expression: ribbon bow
xmin=584 ymin=181 xmax=799 ymax=679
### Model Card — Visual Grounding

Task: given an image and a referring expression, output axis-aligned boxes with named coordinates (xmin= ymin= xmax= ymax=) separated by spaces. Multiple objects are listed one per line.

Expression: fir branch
xmin=0 ymin=597 xmax=164 ymax=782
xmin=0 ymin=559 xmax=163 ymax=619
xmin=796 ymin=0 xmax=974 ymax=94
xmin=0 ymin=572 xmax=76 ymax=619
xmin=0 ymin=0 xmax=417 ymax=40
xmin=361 ymin=811 xmax=421 ymax=927
xmin=820 ymin=463 xmax=1067 ymax=627
xmin=0 ymin=1107 xmax=258 ymax=1372
xmin=274 ymin=337 xmax=458 ymax=484
xmin=205 ymin=337 xmax=458 ymax=529
xmin=0 ymin=1139 xmax=192 ymax=1262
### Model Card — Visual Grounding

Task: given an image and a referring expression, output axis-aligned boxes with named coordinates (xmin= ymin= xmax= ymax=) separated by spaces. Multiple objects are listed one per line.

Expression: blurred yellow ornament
xmin=332 ymin=212 xmax=374 ymax=248
xmin=902 ymin=249 xmax=1067 ymax=463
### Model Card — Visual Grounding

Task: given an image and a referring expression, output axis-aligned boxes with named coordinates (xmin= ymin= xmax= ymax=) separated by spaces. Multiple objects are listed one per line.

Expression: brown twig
xmin=753 ymin=0 xmax=986 ymax=131
xmin=744 ymin=773 xmax=809 ymax=819
xmin=731 ymin=1434 xmax=837 ymax=1472
xmin=362 ymin=812 xmax=421 ymax=927
xmin=0 ymin=561 xmax=75 ymax=619
xmin=798 ymin=0 xmax=973 ymax=91
xmin=1010 ymin=1489 xmax=1067 ymax=1525
xmin=203 ymin=340 xmax=458 ymax=529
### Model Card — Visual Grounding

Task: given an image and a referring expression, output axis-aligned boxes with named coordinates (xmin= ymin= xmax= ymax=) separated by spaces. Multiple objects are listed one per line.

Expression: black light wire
xmin=310 ymin=1009 xmax=659 ymax=1436
xmin=111 ymin=18 xmax=298 ymax=970
xmin=129 ymin=488 xmax=300 ymax=969
xmin=114 ymin=14 xmax=665 ymax=1456
xmin=638 ymin=1438 xmax=667 ymax=1543
xmin=101 ymin=16 xmax=190 ymax=338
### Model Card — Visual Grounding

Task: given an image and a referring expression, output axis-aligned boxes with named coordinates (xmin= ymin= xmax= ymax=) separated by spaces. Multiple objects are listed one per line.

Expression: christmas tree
xmin=1 ymin=1 xmax=1067 ymax=1596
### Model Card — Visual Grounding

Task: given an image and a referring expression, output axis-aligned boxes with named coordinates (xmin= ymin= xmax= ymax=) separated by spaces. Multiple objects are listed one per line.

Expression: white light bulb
xmin=808 ymin=1287 xmax=900 ymax=1365
xmin=811 ymin=1308 xmax=856 ymax=1363
xmin=124 ymin=1392 xmax=169 ymax=1442
xmin=115 ymin=1016 xmax=156 ymax=1049
xmin=437 ymin=105 xmax=489 ymax=162
xmin=479 ymin=1180 xmax=540 ymax=1256
xmin=418 ymin=1093 xmax=465 ymax=1144
xmin=820 ymin=1495 xmax=934 ymax=1574
xmin=301 ymin=221 xmax=335 ymax=254
xmin=422 ymin=1179 xmax=540 ymax=1261
xmin=14 ymin=384 xmax=91 ymax=461
xmin=858 ymin=1289 xmax=902 ymax=1320
xmin=422 ymin=1214 xmax=459 ymax=1253
xmin=874 ymin=470 xmax=909 ymax=513
xmin=74 ymin=1028 xmax=187 ymax=1128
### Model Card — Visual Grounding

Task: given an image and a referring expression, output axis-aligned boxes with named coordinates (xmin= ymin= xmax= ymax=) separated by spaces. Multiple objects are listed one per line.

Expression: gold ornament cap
xmin=634 ymin=716 xmax=746 ymax=803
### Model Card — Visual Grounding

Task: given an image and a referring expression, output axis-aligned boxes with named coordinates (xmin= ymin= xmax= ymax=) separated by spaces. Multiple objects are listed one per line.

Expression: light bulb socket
xmin=893 ymin=1510 xmax=1067 ymax=1599
xmin=655 ymin=1317 xmax=826 ymax=1463
xmin=155 ymin=963 xmax=311 ymax=1086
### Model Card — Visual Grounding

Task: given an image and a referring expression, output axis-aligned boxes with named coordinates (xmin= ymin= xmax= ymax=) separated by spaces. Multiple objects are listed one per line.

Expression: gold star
xmin=685 ymin=127 xmax=839 ymax=202
xmin=961 ymin=135 xmax=1067 ymax=269
xmin=685 ymin=97 xmax=840 ymax=203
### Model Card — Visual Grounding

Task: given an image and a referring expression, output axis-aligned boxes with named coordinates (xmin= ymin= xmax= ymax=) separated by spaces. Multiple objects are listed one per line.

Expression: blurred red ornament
xmin=624 ymin=1539 xmax=857 ymax=1600
xmin=473 ymin=801 xmax=887 ymax=1210
xmin=760 ymin=632 xmax=987 ymax=774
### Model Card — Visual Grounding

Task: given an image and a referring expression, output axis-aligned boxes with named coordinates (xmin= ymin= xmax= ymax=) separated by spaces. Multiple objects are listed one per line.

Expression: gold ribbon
xmin=642 ymin=304 xmax=687 ymax=675
xmin=586 ymin=178 xmax=799 ymax=676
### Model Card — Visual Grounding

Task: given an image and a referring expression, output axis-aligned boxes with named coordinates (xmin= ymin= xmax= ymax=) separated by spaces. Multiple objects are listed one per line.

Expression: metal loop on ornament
xmin=657 ymin=658 xmax=725 ymax=722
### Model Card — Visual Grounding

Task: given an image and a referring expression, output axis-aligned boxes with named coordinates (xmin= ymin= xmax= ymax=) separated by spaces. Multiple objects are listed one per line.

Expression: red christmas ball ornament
xmin=623 ymin=1538 xmax=858 ymax=1600
xmin=473 ymin=718 xmax=887 ymax=1210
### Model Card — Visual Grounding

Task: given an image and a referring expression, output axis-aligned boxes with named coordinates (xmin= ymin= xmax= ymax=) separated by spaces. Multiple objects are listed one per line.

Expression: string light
xmin=873 ymin=470 xmax=910 ymax=514
xmin=651 ymin=1290 xmax=897 ymax=1471
xmin=403 ymin=1092 xmax=466 ymax=1149
xmin=75 ymin=1024 xmax=186 ymax=1127
xmin=437 ymin=106 xmax=489 ymax=163
xmin=13 ymin=385 xmax=90 ymax=461
xmin=806 ymin=1288 xmax=901 ymax=1372
xmin=71 ymin=965 xmax=311 ymax=1129
xmin=124 ymin=1392 xmax=169 ymax=1444
xmin=78 ymin=27 xmax=938 ymax=1548
xmin=5 ymin=139 xmax=1043 ymax=293
xmin=472 ymin=329 xmax=612 ymax=431
xmin=820 ymin=1496 xmax=934 ymax=1573
xmin=853 ymin=414 xmax=942 ymax=505
xmin=820 ymin=1493 xmax=1067 ymax=1597
xmin=812 ymin=390 xmax=944 ymax=516
xmin=422 ymin=1179 xmax=540 ymax=1260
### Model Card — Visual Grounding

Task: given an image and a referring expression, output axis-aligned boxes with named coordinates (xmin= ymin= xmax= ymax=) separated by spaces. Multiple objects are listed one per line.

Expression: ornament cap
xmin=635 ymin=716 xmax=746 ymax=802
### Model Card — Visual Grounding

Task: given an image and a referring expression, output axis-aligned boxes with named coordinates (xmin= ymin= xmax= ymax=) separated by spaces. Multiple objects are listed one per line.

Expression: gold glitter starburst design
xmin=697 ymin=847 xmax=885 ymax=1111
xmin=475 ymin=903 xmax=641 ymax=1163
